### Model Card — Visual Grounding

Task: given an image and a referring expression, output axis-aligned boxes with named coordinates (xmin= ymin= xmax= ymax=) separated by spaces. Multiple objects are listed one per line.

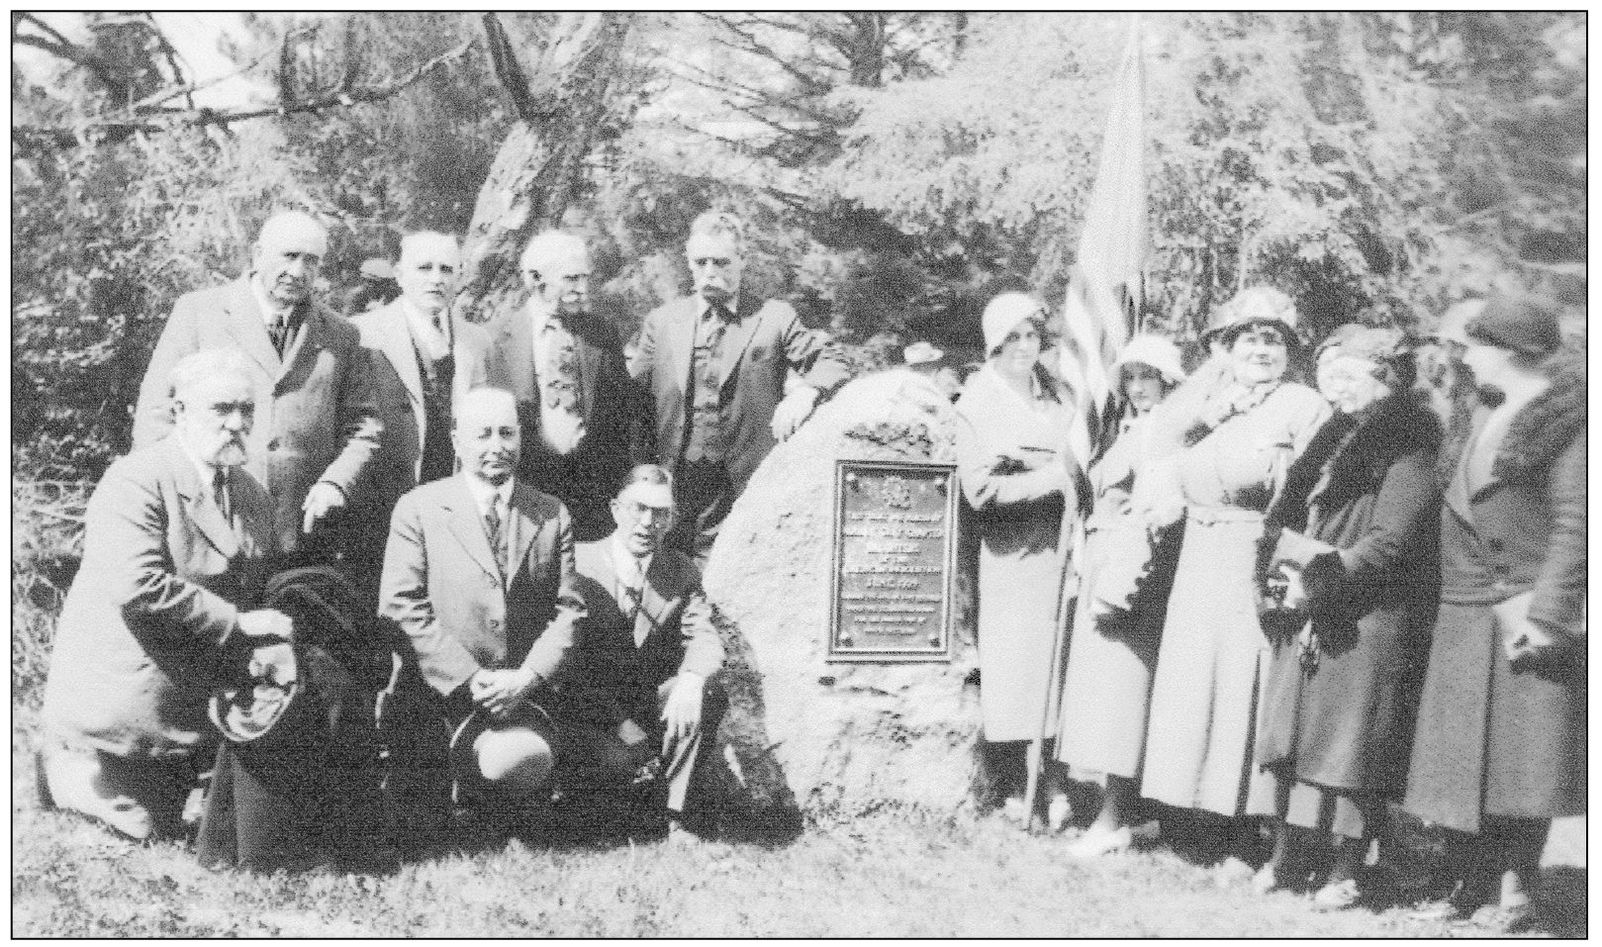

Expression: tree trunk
xmin=456 ymin=12 xmax=631 ymax=324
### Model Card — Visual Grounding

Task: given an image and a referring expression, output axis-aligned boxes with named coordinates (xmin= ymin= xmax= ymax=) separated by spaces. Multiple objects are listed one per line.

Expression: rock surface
xmin=706 ymin=368 xmax=982 ymax=817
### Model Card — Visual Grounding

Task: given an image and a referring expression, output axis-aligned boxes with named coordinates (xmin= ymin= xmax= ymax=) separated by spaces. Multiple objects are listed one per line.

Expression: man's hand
xmin=469 ymin=667 xmax=538 ymax=719
xmin=1504 ymin=617 xmax=1560 ymax=668
xmin=770 ymin=385 xmax=820 ymax=441
xmin=238 ymin=608 xmax=294 ymax=643
xmin=301 ymin=482 xmax=347 ymax=535
xmin=660 ymin=673 xmax=705 ymax=752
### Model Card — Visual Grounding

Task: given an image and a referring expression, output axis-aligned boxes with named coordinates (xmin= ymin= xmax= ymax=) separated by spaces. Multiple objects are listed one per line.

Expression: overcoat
xmin=133 ymin=277 xmax=383 ymax=554
xmin=1254 ymin=395 xmax=1441 ymax=834
xmin=482 ymin=303 xmax=641 ymax=541
xmin=954 ymin=363 xmax=1076 ymax=742
xmin=1405 ymin=359 xmax=1586 ymax=833
xmin=631 ymin=295 xmax=850 ymax=495
xmin=1139 ymin=379 xmax=1330 ymax=816
xmin=42 ymin=440 xmax=274 ymax=758
xmin=1056 ymin=412 xmax=1181 ymax=778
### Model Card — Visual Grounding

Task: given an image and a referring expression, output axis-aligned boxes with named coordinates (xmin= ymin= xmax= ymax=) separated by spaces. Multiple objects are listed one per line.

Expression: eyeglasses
xmin=618 ymin=500 xmax=673 ymax=525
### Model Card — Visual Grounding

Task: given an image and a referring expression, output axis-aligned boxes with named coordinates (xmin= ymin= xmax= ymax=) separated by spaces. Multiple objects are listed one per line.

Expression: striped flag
xmin=1057 ymin=21 xmax=1147 ymax=489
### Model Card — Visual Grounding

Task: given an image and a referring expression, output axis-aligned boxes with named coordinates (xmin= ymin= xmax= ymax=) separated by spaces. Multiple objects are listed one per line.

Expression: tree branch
xmin=482 ymin=12 xmax=537 ymax=122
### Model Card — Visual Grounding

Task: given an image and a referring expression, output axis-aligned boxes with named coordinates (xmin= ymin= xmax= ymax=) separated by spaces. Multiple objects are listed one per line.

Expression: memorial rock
xmin=705 ymin=367 xmax=981 ymax=817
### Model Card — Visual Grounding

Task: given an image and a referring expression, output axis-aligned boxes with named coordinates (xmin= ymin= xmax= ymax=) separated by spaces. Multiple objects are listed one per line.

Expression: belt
xmin=1186 ymin=506 xmax=1266 ymax=526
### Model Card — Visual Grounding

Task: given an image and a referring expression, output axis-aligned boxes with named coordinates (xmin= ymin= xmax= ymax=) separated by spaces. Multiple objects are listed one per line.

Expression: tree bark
xmin=456 ymin=12 xmax=631 ymax=325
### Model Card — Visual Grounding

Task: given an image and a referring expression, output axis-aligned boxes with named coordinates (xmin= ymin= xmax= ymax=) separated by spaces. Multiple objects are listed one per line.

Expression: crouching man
xmin=379 ymin=387 xmax=585 ymax=836
xmin=567 ymin=464 xmax=727 ymax=839
xmin=39 ymin=349 xmax=288 ymax=840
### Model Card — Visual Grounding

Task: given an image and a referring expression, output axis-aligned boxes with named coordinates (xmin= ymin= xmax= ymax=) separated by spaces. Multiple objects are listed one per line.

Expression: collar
xmin=528 ymin=298 xmax=576 ymax=336
xmin=249 ymin=273 xmax=296 ymax=325
xmin=698 ymin=295 xmax=741 ymax=321
xmin=461 ymin=473 xmax=513 ymax=518
xmin=179 ymin=440 xmax=228 ymax=492
xmin=402 ymin=296 xmax=447 ymax=334
xmin=610 ymin=533 xmax=653 ymax=586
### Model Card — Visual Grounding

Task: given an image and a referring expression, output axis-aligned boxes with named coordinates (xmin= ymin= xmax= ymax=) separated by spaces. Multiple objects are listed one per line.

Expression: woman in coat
xmin=955 ymin=291 xmax=1079 ymax=825
xmin=1251 ymin=328 xmax=1442 ymax=906
xmin=1404 ymin=294 xmax=1584 ymax=931
xmin=1136 ymin=287 xmax=1331 ymax=871
xmin=1056 ymin=334 xmax=1185 ymax=857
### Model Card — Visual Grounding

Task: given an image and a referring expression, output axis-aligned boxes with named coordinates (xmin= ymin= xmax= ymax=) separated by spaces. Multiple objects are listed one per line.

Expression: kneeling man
xmin=379 ymin=387 xmax=585 ymax=828
xmin=40 ymin=349 xmax=288 ymax=840
xmin=570 ymin=465 xmax=726 ymax=836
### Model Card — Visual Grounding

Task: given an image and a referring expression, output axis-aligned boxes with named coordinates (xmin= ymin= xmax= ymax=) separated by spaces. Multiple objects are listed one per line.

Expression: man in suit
xmin=633 ymin=211 xmax=851 ymax=563
xmin=40 ymin=349 xmax=291 ymax=840
xmin=133 ymin=210 xmax=382 ymax=557
xmin=379 ymin=387 xmax=586 ymax=831
xmin=351 ymin=231 xmax=490 ymax=570
xmin=484 ymin=230 xmax=638 ymax=542
xmin=565 ymin=464 xmax=727 ymax=838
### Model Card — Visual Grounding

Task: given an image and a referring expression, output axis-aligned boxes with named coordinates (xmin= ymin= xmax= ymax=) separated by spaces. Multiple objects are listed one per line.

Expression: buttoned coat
xmin=42 ymin=440 xmax=274 ymax=758
xmin=379 ymin=475 xmax=585 ymax=699
xmin=482 ymin=304 xmax=639 ymax=541
xmin=350 ymin=301 xmax=490 ymax=508
xmin=133 ymin=277 xmax=383 ymax=554
xmin=632 ymin=295 xmax=850 ymax=494
xmin=1406 ymin=359 xmax=1586 ymax=833
xmin=568 ymin=539 xmax=725 ymax=725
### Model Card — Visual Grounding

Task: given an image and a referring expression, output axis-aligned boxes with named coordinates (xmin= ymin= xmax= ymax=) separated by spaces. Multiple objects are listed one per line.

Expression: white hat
xmin=1114 ymin=334 xmax=1186 ymax=386
xmin=982 ymin=292 xmax=1048 ymax=356
xmin=902 ymin=341 xmax=946 ymax=366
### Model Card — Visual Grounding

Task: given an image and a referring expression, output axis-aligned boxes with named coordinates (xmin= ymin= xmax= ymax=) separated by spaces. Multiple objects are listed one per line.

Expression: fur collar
xmin=1492 ymin=353 xmax=1586 ymax=483
xmin=1268 ymin=394 xmax=1439 ymax=529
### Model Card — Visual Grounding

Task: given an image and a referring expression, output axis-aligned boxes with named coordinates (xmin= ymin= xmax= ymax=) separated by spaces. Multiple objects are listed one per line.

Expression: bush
xmin=11 ymin=481 xmax=89 ymax=706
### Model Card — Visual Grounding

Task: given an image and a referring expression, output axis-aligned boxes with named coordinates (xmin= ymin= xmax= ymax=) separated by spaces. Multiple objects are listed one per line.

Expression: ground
xmin=11 ymin=719 xmax=1585 ymax=938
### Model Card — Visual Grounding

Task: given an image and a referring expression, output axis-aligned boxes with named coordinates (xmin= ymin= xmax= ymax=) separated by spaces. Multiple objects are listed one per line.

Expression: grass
xmin=8 ymin=490 xmax=1585 ymax=938
xmin=10 ymin=712 xmax=1586 ymax=938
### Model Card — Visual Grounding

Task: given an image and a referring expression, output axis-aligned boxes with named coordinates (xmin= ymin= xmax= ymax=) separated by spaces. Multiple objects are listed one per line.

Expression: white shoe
xmin=1065 ymin=824 xmax=1133 ymax=859
xmin=1311 ymin=878 xmax=1361 ymax=911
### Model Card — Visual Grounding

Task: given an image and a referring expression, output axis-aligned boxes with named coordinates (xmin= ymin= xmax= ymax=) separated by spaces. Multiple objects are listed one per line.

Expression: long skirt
xmin=1056 ymin=520 xmax=1176 ymax=778
xmin=1139 ymin=511 xmax=1277 ymax=817
xmin=975 ymin=520 xmax=1068 ymax=742
xmin=1405 ymin=601 xmax=1586 ymax=834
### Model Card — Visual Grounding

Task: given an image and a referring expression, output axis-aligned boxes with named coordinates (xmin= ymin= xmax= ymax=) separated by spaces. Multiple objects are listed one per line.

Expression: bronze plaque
xmin=828 ymin=460 xmax=957 ymax=662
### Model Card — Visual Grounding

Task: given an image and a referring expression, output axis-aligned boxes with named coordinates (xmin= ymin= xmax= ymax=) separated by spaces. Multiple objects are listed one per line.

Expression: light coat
xmin=379 ymin=474 xmax=585 ymax=698
xmin=43 ymin=440 xmax=274 ymax=758
xmin=133 ymin=277 xmax=382 ymax=553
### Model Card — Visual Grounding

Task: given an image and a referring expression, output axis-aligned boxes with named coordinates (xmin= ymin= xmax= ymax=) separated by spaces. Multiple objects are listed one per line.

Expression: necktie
xmin=212 ymin=468 xmax=231 ymax=522
xmin=485 ymin=500 xmax=507 ymax=580
xmin=269 ymin=315 xmax=289 ymax=357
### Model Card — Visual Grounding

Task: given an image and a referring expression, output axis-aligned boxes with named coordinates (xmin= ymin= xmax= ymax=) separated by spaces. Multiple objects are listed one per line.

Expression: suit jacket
xmin=42 ymin=440 xmax=274 ymax=757
xmin=483 ymin=303 xmax=640 ymax=541
xmin=133 ymin=277 xmax=383 ymax=553
xmin=379 ymin=474 xmax=585 ymax=698
xmin=351 ymin=300 xmax=490 ymax=508
xmin=632 ymin=295 xmax=850 ymax=493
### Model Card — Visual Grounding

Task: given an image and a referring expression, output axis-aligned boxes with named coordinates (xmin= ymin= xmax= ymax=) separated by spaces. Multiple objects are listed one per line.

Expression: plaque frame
xmin=827 ymin=459 xmax=958 ymax=663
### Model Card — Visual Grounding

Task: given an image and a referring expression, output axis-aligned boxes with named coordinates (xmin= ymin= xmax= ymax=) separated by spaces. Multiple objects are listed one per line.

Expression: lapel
xmin=276 ymin=304 xmax=319 ymax=389
xmin=635 ymin=555 xmax=674 ymax=649
xmin=443 ymin=475 xmax=502 ymax=584
xmin=715 ymin=295 xmax=766 ymax=391
xmin=668 ymin=297 xmax=697 ymax=400
xmin=575 ymin=315 xmax=601 ymax=422
xmin=376 ymin=302 xmax=425 ymax=411
xmin=167 ymin=443 xmax=239 ymax=559
xmin=506 ymin=482 xmax=545 ymax=581
xmin=225 ymin=278 xmax=280 ymax=377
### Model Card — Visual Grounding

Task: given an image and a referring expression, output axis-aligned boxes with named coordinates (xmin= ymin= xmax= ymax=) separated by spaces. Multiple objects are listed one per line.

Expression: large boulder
xmin=706 ymin=368 xmax=982 ymax=817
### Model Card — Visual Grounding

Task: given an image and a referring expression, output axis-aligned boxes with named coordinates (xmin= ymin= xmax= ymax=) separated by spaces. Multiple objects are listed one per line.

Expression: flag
xmin=1058 ymin=21 xmax=1147 ymax=490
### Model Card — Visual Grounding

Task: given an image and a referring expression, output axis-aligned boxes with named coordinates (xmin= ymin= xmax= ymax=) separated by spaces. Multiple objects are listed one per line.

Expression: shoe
xmin=1214 ymin=856 xmax=1256 ymax=888
xmin=1311 ymin=878 xmax=1361 ymax=911
xmin=1406 ymin=882 xmax=1481 ymax=922
xmin=1065 ymin=824 xmax=1132 ymax=859
xmin=1471 ymin=902 xmax=1534 ymax=934
xmin=1045 ymin=794 xmax=1072 ymax=834
xmin=1250 ymin=862 xmax=1283 ymax=895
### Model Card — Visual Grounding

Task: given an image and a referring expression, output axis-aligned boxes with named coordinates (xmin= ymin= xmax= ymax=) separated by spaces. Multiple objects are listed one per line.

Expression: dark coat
xmin=1406 ymin=358 xmax=1586 ymax=833
xmin=631 ymin=295 xmax=850 ymax=495
xmin=482 ymin=304 xmax=642 ymax=541
xmin=1256 ymin=396 xmax=1442 ymax=798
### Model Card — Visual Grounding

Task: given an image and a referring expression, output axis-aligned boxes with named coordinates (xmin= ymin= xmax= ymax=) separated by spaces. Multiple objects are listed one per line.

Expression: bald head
xmin=253 ymin=211 xmax=327 ymax=308
xmin=520 ymin=230 xmax=592 ymax=317
xmin=453 ymin=387 xmax=521 ymax=486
